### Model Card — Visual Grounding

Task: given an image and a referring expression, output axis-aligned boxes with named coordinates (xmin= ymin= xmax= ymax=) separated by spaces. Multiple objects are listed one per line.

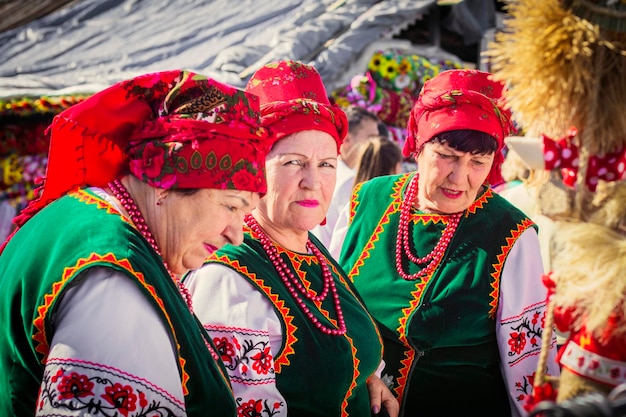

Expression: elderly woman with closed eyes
xmin=0 ymin=70 xmax=272 ymax=417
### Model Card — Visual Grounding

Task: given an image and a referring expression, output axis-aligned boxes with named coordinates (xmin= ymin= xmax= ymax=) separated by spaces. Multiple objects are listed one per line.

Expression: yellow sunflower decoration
xmin=332 ymin=50 xmax=465 ymax=129
xmin=366 ymin=50 xmax=463 ymax=94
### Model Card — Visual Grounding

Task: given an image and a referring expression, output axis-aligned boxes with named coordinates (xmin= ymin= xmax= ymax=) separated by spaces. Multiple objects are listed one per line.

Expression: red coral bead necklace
xmin=395 ymin=174 xmax=463 ymax=280
xmin=245 ymin=214 xmax=346 ymax=336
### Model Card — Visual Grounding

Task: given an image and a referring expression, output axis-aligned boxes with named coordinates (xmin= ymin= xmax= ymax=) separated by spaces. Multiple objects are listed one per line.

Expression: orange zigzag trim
xmin=330 ymin=258 xmax=385 ymax=417
xmin=31 ymin=250 xmax=195 ymax=395
xmin=348 ymin=181 xmax=364 ymax=221
xmin=347 ymin=174 xmax=425 ymax=403
xmin=349 ymin=174 xmax=409 ymax=279
xmin=328 ymin=259 xmax=370 ymax=417
xmin=279 ymin=249 xmax=367 ymax=417
xmin=43 ymin=190 xmax=225 ymax=395
xmin=340 ymin=343 xmax=360 ymax=417
xmin=73 ymin=188 xmax=137 ymax=228
xmin=31 ymin=253 xmax=184 ymax=377
xmin=212 ymin=254 xmax=297 ymax=373
xmin=488 ymin=218 xmax=534 ymax=318
xmin=466 ymin=186 xmax=491 ymax=214
xmin=394 ymin=273 xmax=432 ymax=403
xmin=73 ymin=189 xmax=117 ymax=211
xmin=285 ymin=250 xmax=343 ymax=328
xmin=395 ymin=350 xmax=415 ymax=402
xmin=297 ymin=252 xmax=369 ymax=417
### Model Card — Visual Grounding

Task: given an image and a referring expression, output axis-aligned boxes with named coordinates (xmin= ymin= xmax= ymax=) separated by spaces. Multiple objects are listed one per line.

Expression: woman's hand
xmin=367 ymin=375 xmax=399 ymax=417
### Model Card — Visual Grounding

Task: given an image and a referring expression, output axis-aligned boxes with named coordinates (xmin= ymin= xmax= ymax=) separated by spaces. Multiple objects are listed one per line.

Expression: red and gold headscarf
xmin=403 ymin=69 xmax=514 ymax=185
xmin=14 ymin=70 xmax=270 ymax=228
xmin=245 ymin=60 xmax=348 ymax=150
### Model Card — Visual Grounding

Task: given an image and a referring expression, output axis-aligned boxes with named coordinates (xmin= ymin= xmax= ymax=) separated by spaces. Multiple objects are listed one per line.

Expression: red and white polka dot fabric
xmin=542 ymin=130 xmax=626 ymax=192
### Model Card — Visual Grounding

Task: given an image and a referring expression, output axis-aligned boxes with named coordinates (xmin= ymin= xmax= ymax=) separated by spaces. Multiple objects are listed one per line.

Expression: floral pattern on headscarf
xmin=12 ymin=70 xmax=271 ymax=229
xmin=404 ymin=69 xmax=514 ymax=185
xmin=246 ymin=60 xmax=348 ymax=150
xmin=123 ymin=71 xmax=269 ymax=191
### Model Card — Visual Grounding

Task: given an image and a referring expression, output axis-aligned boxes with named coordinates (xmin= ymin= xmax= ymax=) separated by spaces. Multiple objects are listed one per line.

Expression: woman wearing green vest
xmin=331 ymin=69 xmax=561 ymax=416
xmin=0 ymin=70 xmax=272 ymax=416
xmin=184 ymin=60 xmax=399 ymax=417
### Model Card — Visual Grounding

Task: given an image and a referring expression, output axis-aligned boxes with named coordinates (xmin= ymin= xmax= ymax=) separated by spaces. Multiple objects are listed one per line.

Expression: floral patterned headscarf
xmin=13 ymin=70 xmax=270 ymax=228
xmin=245 ymin=60 xmax=348 ymax=151
xmin=404 ymin=69 xmax=514 ymax=185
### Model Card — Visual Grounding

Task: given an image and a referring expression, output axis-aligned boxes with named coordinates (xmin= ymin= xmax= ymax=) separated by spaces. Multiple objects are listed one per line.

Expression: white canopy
xmin=0 ymin=0 xmax=440 ymax=98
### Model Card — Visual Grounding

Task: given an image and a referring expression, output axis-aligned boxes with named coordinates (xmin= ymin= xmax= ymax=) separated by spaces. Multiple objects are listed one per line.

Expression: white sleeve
xmin=37 ymin=267 xmax=186 ymax=416
xmin=312 ymin=175 xmax=353 ymax=250
xmin=497 ymin=228 xmax=560 ymax=417
xmin=185 ymin=263 xmax=287 ymax=415
xmin=328 ymin=201 xmax=350 ymax=260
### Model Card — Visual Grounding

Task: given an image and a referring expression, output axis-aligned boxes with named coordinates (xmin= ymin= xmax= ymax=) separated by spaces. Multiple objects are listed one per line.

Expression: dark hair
xmin=344 ymin=105 xmax=380 ymax=135
xmin=354 ymin=136 xmax=403 ymax=186
xmin=170 ymin=188 xmax=200 ymax=196
xmin=429 ymin=129 xmax=498 ymax=155
xmin=377 ymin=122 xmax=390 ymax=139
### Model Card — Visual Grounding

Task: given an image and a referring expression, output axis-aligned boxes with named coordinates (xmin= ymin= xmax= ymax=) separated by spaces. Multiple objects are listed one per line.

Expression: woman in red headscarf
xmin=331 ymin=69 xmax=561 ymax=417
xmin=0 ymin=70 xmax=272 ymax=417
xmin=184 ymin=60 xmax=399 ymax=417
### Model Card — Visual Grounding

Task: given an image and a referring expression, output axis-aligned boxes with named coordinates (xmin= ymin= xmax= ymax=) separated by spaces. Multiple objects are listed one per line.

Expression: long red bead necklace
xmin=245 ymin=214 xmax=346 ymax=336
xmin=108 ymin=179 xmax=194 ymax=311
xmin=395 ymin=174 xmax=462 ymax=281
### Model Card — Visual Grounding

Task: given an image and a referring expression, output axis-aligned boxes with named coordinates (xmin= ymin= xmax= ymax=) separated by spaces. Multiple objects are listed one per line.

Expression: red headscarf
xmin=245 ymin=60 xmax=348 ymax=150
xmin=13 ymin=70 xmax=271 ymax=229
xmin=403 ymin=69 xmax=514 ymax=185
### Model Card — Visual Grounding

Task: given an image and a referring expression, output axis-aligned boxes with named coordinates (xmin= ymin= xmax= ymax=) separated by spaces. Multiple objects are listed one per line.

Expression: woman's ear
xmin=156 ymin=188 xmax=169 ymax=206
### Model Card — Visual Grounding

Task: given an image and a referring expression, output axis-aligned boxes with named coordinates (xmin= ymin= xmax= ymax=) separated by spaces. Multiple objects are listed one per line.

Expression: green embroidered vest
xmin=0 ymin=189 xmax=235 ymax=417
xmin=209 ymin=229 xmax=383 ymax=417
xmin=340 ymin=173 xmax=535 ymax=415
